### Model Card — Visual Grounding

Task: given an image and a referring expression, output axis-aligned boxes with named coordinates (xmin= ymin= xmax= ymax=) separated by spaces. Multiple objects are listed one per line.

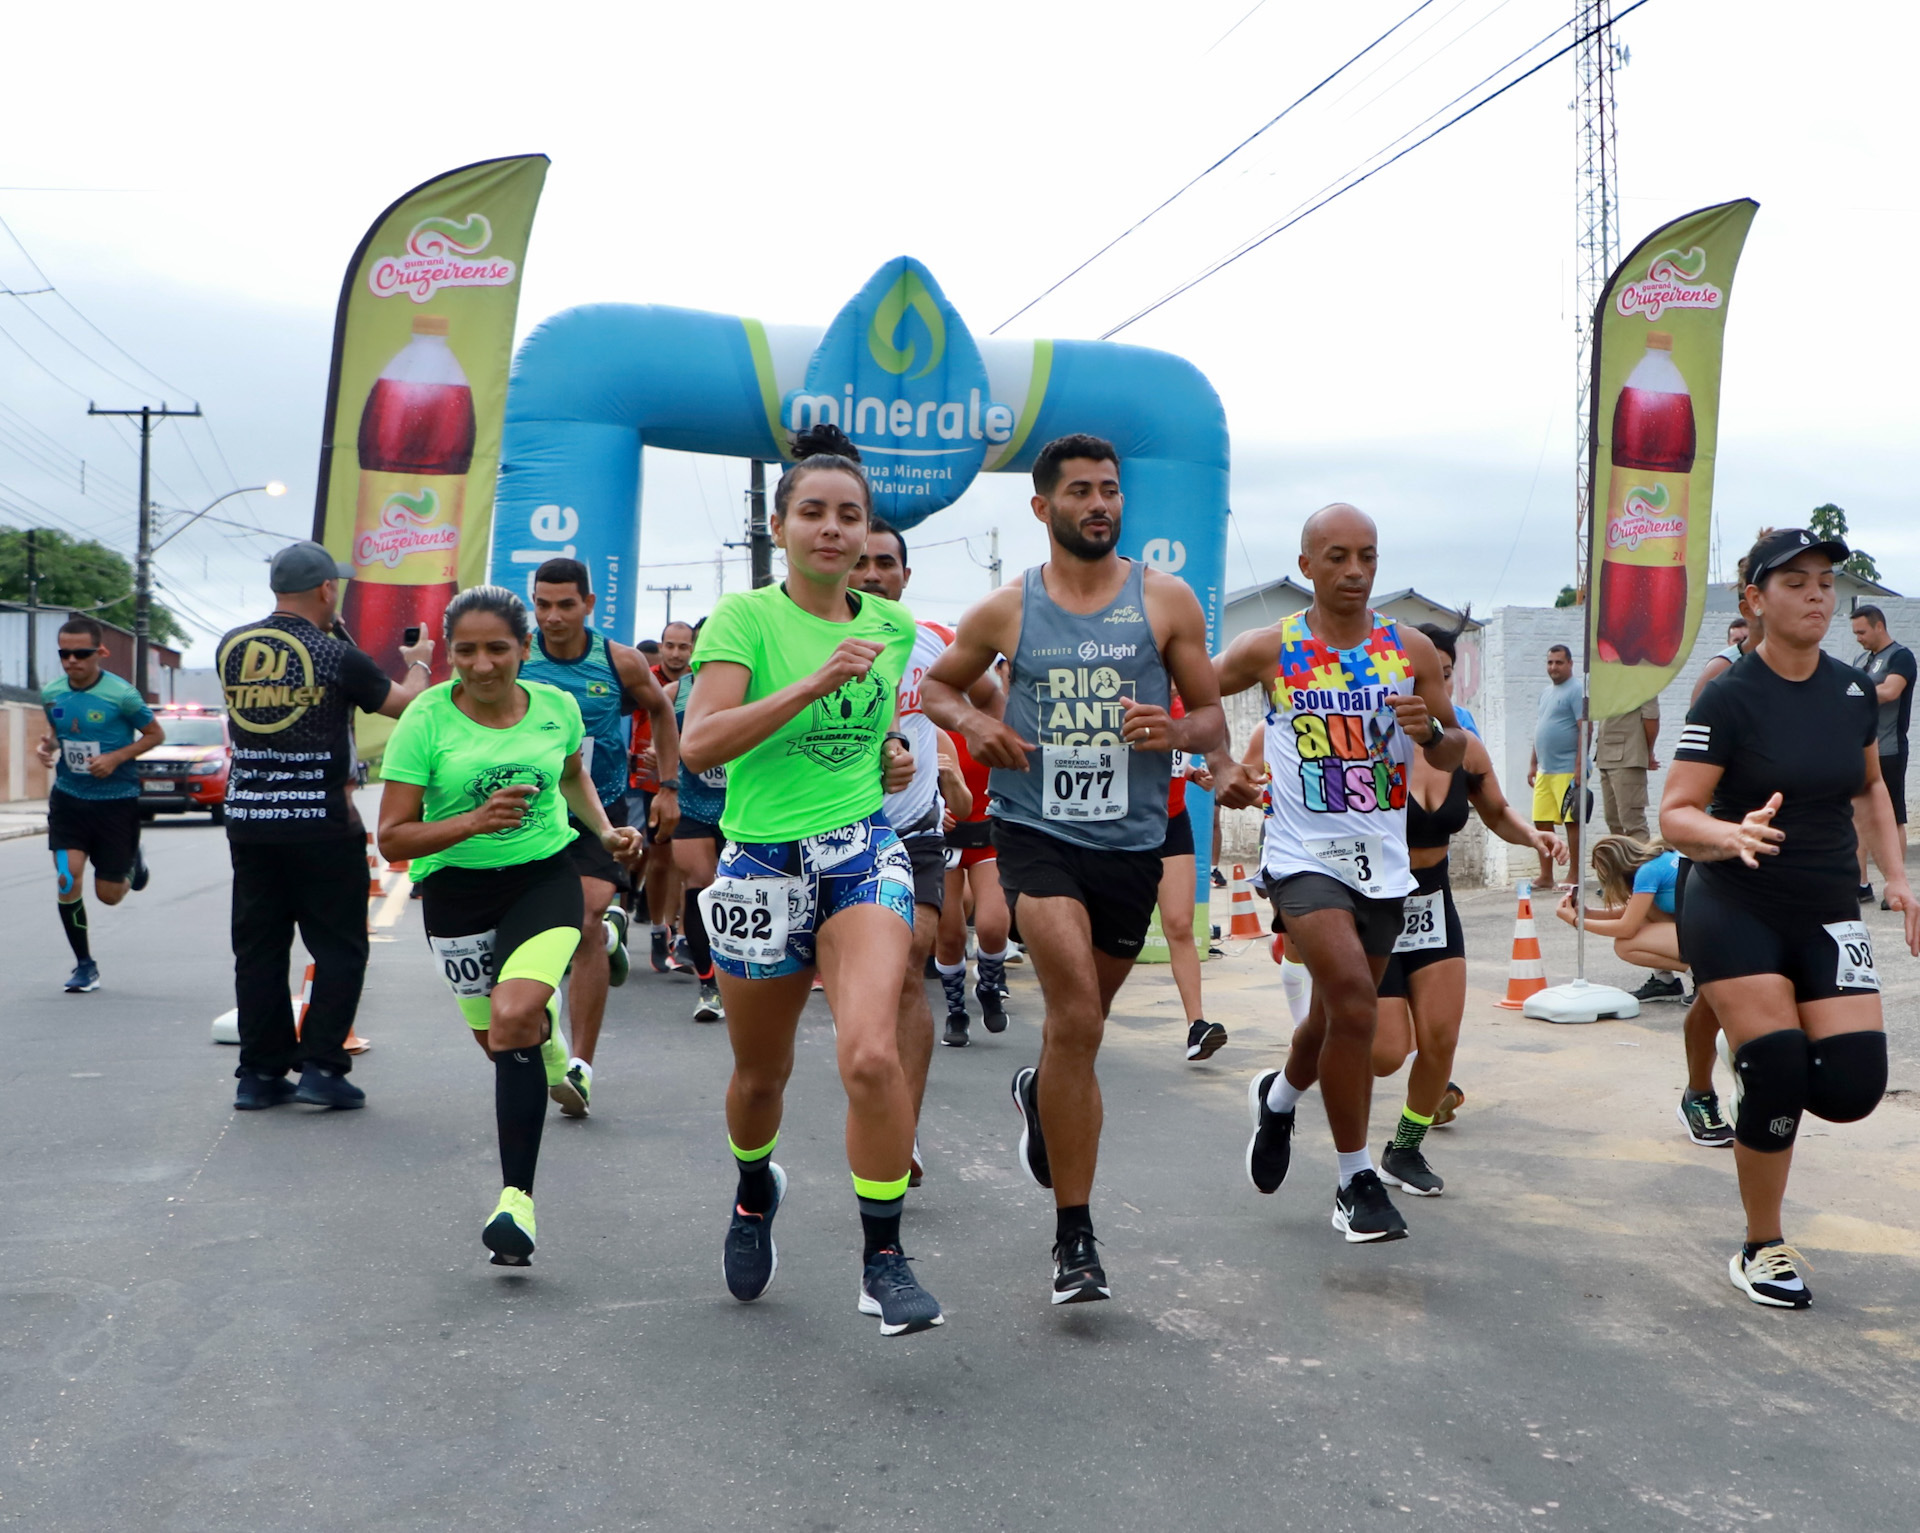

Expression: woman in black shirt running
xmin=1663 ymin=529 xmax=1920 ymax=1310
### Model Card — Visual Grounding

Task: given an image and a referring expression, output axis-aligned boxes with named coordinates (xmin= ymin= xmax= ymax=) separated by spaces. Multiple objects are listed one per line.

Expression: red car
xmin=135 ymin=704 xmax=233 ymax=823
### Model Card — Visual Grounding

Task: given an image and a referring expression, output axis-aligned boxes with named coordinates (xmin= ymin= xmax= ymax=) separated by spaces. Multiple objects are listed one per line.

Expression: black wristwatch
xmin=1425 ymin=718 xmax=1446 ymax=747
xmin=883 ymin=731 xmax=911 ymax=754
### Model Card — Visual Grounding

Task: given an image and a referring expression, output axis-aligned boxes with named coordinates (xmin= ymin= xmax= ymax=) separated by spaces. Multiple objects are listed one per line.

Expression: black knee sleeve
xmin=1806 ymin=1031 xmax=1888 ymax=1124
xmin=1732 ymin=1029 xmax=1810 ymax=1153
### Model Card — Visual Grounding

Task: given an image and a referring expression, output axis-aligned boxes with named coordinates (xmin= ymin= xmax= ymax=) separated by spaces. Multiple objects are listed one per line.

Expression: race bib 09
xmin=429 ymin=930 xmax=497 ymax=999
xmin=61 ymin=739 xmax=101 ymax=773
xmin=1042 ymin=744 xmax=1128 ymax=823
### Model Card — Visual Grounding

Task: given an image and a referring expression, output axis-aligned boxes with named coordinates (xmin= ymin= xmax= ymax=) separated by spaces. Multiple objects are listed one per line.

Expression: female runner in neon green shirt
xmin=378 ymin=585 xmax=642 ymax=1268
xmin=680 ymin=424 xmax=942 ymax=1336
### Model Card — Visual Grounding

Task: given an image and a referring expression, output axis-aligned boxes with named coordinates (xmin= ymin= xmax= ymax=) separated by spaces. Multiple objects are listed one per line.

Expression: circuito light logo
xmin=369 ymin=213 xmax=516 ymax=303
xmin=1607 ymin=483 xmax=1686 ymax=552
xmin=1615 ymin=246 xmax=1723 ymax=321
xmin=355 ymin=488 xmax=460 ymax=569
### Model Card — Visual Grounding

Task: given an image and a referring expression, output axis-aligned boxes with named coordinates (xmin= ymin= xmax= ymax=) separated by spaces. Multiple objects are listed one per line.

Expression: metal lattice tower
xmin=1572 ymin=0 xmax=1620 ymax=594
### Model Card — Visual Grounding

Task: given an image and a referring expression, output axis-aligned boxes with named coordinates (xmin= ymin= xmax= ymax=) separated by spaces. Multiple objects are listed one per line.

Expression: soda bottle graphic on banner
xmin=341 ymin=314 xmax=475 ymax=679
xmin=1596 ymin=330 xmax=1695 ymax=667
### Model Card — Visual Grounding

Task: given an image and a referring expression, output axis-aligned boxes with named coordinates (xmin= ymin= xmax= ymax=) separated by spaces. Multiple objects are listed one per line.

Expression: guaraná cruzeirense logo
xmin=368 ymin=214 xmax=517 ymax=303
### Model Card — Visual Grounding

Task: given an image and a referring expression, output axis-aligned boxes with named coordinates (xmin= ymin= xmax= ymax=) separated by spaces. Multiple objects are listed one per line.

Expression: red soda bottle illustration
xmin=340 ymin=314 xmax=475 ymax=679
xmin=1595 ymin=330 xmax=1694 ymax=666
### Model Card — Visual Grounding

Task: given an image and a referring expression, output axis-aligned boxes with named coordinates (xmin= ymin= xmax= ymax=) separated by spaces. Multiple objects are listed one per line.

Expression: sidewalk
xmin=0 ymin=797 xmax=48 ymax=841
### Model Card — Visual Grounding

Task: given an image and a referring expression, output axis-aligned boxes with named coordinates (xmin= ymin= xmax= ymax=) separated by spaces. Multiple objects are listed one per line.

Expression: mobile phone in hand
xmin=402 ymin=625 xmax=422 ymax=647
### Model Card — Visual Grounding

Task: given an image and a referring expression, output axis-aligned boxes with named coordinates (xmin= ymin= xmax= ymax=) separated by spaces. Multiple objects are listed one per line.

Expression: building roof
xmin=1224 ymin=577 xmax=1483 ymax=630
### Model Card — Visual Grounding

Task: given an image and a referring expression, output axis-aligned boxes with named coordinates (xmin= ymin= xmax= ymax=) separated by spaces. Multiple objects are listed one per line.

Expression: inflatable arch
xmin=487 ymin=257 xmax=1232 ymax=899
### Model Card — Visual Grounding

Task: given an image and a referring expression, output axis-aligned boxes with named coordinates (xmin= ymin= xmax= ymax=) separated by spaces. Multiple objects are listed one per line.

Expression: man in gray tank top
xmin=923 ymin=433 xmax=1224 ymax=1306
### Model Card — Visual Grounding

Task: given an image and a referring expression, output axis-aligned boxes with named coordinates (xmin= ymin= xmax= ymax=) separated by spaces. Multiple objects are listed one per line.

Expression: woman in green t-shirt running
xmin=378 ymin=585 xmax=642 ymax=1268
xmin=680 ymin=424 xmax=942 ymax=1336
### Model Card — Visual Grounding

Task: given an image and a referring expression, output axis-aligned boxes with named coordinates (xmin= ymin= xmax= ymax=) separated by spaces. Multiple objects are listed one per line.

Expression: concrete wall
xmin=0 ymin=702 xmax=53 ymax=802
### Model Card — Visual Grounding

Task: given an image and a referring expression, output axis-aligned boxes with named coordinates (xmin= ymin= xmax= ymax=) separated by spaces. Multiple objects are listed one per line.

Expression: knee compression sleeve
xmin=1732 ymin=1030 xmax=1810 ymax=1153
xmin=1806 ymin=1031 xmax=1888 ymax=1124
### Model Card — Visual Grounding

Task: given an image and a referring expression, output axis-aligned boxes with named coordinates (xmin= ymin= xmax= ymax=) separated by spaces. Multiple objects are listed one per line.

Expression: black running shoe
xmin=976 ymin=980 xmax=1007 ymax=1034
xmin=1185 ymin=1018 xmax=1228 ymax=1061
xmin=1331 ymin=1169 xmax=1408 ymax=1243
xmin=1679 ymin=1089 xmax=1734 ymax=1147
xmin=1210 ymin=866 xmax=1227 ymax=889
xmin=234 ymin=1071 xmax=297 ymax=1111
xmin=649 ymin=929 xmax=671 ymax=974
xmin=1379 ymin=1144 xmax=1444 ymax=1196
xmin=1730 ymin=1242 xmax=1812 ymax=1309
xmin=129 ymin=847 xmax=150 ymax=893
xmin=858 ymin=1249 xmax=945 ymax=1335
xmin=1859 ymin=883 xmax=1875 ymax=904
xmin=293 ymin=1065 xmax=365 ymax=1109
xmin=1245 ymin=1071 xmax=1294 ymax=1194
xmin=1011 ymin=1066 xmax=1051 ymax=1189
xmin=1050 ymin=1230 xmax=1110 ymax=1305
xmin=1631 ymin=972 xmax=1685 ymax=1002
xmin=723 ymin=1163 xmax=786 ymax=1302
xmin=942 ymin=1011 xmax=971 ymax=1048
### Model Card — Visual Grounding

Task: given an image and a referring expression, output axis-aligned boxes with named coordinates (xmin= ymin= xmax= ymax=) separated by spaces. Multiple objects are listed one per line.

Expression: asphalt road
xmin=5 ymin=815 xmax=1919 ymax=1532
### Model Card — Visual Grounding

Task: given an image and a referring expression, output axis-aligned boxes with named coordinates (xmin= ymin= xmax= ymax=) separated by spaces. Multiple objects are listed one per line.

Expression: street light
xmin=138 ymin=481 xmax=287 ymax=696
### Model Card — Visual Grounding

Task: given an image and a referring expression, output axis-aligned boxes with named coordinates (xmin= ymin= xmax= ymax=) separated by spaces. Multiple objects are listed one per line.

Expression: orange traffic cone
xmin=292 ymin=963 xmax=315 ymax=1039
xmin=365 ymin=832 xmax=384 ymax=899
xmin=1228 ymin=864 xmax=1264 ymax=938
xmin=1269 ymin=930 xmax=1287 ymax=965
xmin=1495 ymin=884 xmax=1549 ymax=1010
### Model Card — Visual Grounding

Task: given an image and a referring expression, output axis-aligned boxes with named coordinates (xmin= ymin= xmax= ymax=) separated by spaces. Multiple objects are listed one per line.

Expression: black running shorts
xmin=1680 ymin=870 xmax=1878 ymax=1001
xmin=671 ymin=816 xmax=725 ymax=845
xmin=992 ymin=818 xmax=1161 ymax=960
xmin=566 ymin=799 xmax=631 ymax=890
xmin=1266 ymin=870 xmax=1406 ymax=958
xmin=1158 ymin=807 xmax=1195 ymax=860
xmin=47 ymin=791 xmax=141 ymax=884
xmin=419 ymin=850 xmax=585 ymax=964
xmin=904 ymin=832 xmax=946 ymax=911
xmin=1376 ymin=862 xmax=1464 ymax=999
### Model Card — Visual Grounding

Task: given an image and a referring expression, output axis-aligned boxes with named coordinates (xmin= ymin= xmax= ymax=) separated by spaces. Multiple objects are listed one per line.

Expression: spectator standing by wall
xmin=1851 ymin=604 xmax=1914 ymax=905
xmin=1595 ymin=698 xmax=1661 ymax=840
xmin=218 ymin=541 xmax=434 ymax=1111
xmin=1528 ymin=644 xmax=1584 ymax=890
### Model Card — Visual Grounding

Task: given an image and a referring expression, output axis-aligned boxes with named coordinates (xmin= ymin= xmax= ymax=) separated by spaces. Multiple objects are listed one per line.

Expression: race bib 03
xmin=1305 ymin=834 xmax=1388 ymax=898
xmin=1824 ymin=919 xmax=1879 ymax=992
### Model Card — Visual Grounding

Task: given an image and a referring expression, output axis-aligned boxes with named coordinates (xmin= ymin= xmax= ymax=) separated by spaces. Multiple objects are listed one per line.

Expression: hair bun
xmin=790 ymin=422 xmax=862 ymax=463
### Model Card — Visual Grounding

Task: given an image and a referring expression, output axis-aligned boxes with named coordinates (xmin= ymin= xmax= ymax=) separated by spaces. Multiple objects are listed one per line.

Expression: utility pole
xmin=714 ymin=549 xmax=726 ymax=601
xmin=646 ymin=582 xmax=692 ymax=626
xmin=988 ymin=526 xmax=1002 ymax=589
xmin=1572 ymin=0 xmax=1621 ymax=597
xmin=24 ymin=528 xmax=39 ymax=690
xmin=746 ymin=459 xmax=773 ymax=588
xmin=88 ymin=401 xmax=201 ymax=698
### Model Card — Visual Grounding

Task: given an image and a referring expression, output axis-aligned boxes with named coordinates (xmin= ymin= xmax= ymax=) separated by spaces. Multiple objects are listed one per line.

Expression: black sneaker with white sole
xmin=1729 ymin=1242 xmax=1812 ymax=1309
xmin=1631 ymin=971 xmax=1685 ymax=1003
xmin=1050 ymin=1230 xmax=1110 ymax=1305
xmin=723 ymin=1163 xmax=786 ymax=1302
xmin=1245 ymin=1071 xmax=1294 ymax=1194
xmin=858 ymin=1249 xmax=945 ymax=1335
xmin=1331 ymin=1169 xmax=1408 ymax=1243
xmin=1678 ymin=1089 xmax=1734 ymax=1147
xmin=1185 ymin=1018 xmax=1228 ymax=1061
xmin=1378 ymin=1144 xmax=1443 ymax=1196
xmin=1010 ymin=1066 xmax=1051 ymax=1189
xmin=942 ymin=1011 xmax=971 ymax=1047
xmin=976 ymin=980 xmax=1007 ymax=1034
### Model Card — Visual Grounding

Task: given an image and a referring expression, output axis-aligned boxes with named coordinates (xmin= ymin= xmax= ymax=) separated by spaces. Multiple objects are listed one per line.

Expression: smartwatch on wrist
xmin=1424 ymin=718 xmax=1445 ymax=747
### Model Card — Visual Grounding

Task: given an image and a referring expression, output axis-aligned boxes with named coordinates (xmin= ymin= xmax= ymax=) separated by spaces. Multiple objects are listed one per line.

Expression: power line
xmin=1098 ymin=0 xmax=1653 ymax=339
xmin=1203 ymin=0 xmax=1271 ymax=55
xmin=990 ymin=0 xmax=1441 ymax=333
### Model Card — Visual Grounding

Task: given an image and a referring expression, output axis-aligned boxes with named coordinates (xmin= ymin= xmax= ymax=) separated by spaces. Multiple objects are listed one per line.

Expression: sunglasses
xmin=57 ymin=647 xmax=99 ymax=660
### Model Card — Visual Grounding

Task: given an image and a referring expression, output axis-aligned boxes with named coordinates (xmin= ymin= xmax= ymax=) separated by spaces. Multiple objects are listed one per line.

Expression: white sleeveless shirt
xmin=1259 ymin=608 xmax=1417 ymax=900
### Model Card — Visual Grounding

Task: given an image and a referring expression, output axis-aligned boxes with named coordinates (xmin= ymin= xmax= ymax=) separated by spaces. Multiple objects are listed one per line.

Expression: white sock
xmin=570 ymin=1057 xmax=592 ymax=1078
xmin=651 ymin=923 xmax=669 ymax=937
xmin=935 ymin=959 xmax=967 ymax=977
xmin=977 ymin=947 xmax=1010 ymax=963
xmin=1336 ymin=1148 xmax=1373 ymax=1188
xmin=1279 ymin=958 xmax=1312 ymax=1026
xmin=1265 ymin=1073 xmax=1307 ymax=1114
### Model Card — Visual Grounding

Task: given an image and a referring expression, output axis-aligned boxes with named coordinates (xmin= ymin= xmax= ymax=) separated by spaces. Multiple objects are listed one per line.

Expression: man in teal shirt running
xmin=36 ymin=615 xmax=166 ymax=992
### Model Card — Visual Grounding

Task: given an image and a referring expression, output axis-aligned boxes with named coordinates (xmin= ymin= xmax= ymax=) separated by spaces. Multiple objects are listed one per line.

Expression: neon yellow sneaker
xmin=483 ymin=1187 xmax=536 ymax=1266
xmin=541 ymin=1025 xmax=569 ymax=1089
xmin=555 ymin=1058 xmax=591 ymax=1119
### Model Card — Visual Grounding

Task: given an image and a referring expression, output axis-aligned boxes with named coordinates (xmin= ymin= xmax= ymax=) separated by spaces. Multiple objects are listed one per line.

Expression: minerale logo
xmin=1615 ymin=245 xmax=1723 ymax=321
xmin=1608 ymin=484 xmax=1686 ymax=551
xmin=355 ymin=489 xmax=459 ymax=569
xmin=788 ymin=387 xmax=1013 ymax=448
xmin=368 ymin=214 xmax=516 ymax=303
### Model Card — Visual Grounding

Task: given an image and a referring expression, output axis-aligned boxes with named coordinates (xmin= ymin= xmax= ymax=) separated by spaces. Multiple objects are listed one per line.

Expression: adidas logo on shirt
xmin=1846 ymin=682 xmax=1865 ymax=696
xmin=1678 ymin=724 xmax=1712 ymax=753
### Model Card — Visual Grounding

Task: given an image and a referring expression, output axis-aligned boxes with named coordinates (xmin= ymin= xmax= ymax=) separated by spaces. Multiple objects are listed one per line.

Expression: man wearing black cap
xmin=217 ymin=541 xmax=435 ymax=1111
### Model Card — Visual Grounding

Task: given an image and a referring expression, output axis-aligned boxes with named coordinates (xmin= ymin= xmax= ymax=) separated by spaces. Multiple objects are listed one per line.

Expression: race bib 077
xmin=1042 ymin=744 xmax=1128 ymax=823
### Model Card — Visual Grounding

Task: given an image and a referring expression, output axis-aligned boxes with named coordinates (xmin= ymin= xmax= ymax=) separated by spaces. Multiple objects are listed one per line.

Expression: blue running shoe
xmin=858 ymin=1249 xmax=945 ymax=1335
xmin=723 ymin=1163 xmax=786 ymax=1302
xmin=64 ymin=960 xmax=100 ymax=994
xmin=293 ymin=1065 xmax=366 ymax=1109
xmin=234 ymin=1071 xmax=297 ymax=1110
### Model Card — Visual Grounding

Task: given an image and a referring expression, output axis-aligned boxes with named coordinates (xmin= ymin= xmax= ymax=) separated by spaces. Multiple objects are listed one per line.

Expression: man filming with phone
xmin=215 ymin=540 xmax=435 ymax=1113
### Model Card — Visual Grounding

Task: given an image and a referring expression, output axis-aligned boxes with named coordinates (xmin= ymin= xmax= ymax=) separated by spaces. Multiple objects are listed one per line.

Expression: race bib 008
xmin=429 ymin=930 xmax=497 ymax=999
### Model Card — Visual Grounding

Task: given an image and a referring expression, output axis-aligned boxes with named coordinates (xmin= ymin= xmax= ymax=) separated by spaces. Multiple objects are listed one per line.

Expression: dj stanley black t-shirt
xmin=1675 ymin=649 xmax=1877 ymax=914
xmin=216 ymin=613 xmax=392 ymax=842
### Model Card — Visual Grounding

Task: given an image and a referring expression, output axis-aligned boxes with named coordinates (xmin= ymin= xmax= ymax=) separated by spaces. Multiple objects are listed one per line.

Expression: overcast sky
xmin=1 ymin=0 xmax=1913 ymax=663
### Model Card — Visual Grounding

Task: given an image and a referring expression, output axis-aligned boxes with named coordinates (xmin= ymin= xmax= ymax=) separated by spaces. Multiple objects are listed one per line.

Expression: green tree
xmin=0 ymin=528 xmax=186 ymax=646
xmin=1554 ymin=585 xmax=1581 ymax=608
xmin=1808 ymin=503 xmax=1881 ymax=583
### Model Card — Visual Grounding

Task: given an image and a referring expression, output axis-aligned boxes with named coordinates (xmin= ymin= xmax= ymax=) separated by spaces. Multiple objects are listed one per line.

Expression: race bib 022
xmin=701 ymin=875 xmax=800 ymax=967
